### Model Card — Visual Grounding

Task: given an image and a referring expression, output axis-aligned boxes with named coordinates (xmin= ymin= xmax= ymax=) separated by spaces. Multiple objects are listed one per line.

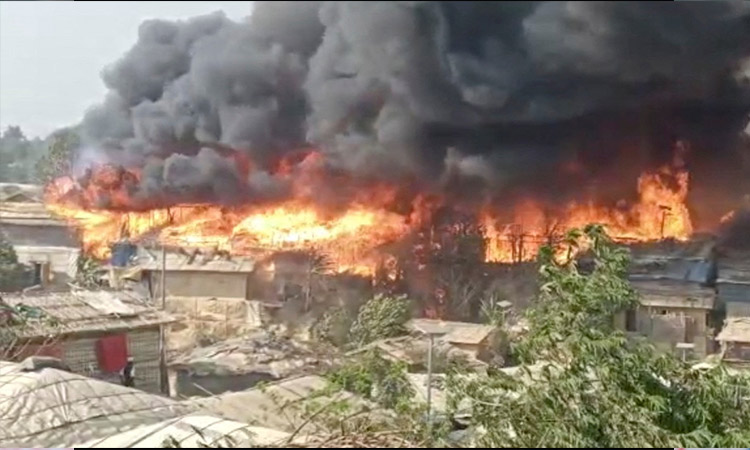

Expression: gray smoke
xmin=78 ymin=1 xmax=750 ymax=210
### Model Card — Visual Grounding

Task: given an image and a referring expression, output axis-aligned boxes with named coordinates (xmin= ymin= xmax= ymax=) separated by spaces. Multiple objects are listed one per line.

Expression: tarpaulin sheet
xmin=96 ymin=334 xmax=128 ymax=372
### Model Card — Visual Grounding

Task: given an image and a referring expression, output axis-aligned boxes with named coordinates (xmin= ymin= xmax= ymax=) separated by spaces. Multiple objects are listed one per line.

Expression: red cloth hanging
xmin=96 ymin=334 xmax=128 ymax=372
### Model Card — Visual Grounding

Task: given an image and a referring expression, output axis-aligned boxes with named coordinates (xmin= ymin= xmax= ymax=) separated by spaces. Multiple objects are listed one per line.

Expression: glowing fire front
xmin=482 ymin=147 xmax=693 ymax=263
xmin=45 ymin=147 xmax=696 ymax=274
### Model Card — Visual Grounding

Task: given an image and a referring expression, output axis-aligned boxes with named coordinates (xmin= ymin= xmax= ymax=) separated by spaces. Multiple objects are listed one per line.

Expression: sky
xmin=0 ymin=1 xmax=254 ymax=139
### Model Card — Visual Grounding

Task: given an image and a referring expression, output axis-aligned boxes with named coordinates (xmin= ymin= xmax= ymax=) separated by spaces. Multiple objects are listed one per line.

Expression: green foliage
xmin=311 ymin=306 xmax=354 ymax=347
xmin=349 ymin=294 xmax=412 ymax=347
xmin=0 ymin=126 xmax=48 ymax=183
xmin=35 ymin=128 xmax=80 ymax=185
xmin=0 ymin=234 xmax=19 ymax=266
xmin=327 ymin=349 xmax=415 ymax=410
xmin=0 ymin=234 xmax=33 ymax=292
xmin=75 ymin=254 xmax=104 ymax=288
xmin=513 ymin=224 xmax=638 ymax=363
xmin=447 ymin=225 xmax=750 ymax=448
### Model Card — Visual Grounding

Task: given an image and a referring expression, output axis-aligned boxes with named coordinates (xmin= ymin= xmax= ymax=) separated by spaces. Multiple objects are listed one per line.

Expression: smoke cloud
xmin=77 ymin=1 xmax=750 ymax=213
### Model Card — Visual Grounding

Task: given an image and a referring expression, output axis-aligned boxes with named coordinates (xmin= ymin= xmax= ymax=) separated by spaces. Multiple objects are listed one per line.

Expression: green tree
xmin=35 ymin=128 xmax=80 ymax=185
xmin=349 ymin=294 xmax=412 ymax=347
xmin=0 ymin=233 xmax=33 ymax=291
xmin=75 ymin=254 xmax=104 ymax=288
xmin=0 ymin=126 xmax=47 ymax=183
xmin=327 ymin=349 xmax=415 ymax=410
xmin=447 ymin=225 xmax=750 ymax=448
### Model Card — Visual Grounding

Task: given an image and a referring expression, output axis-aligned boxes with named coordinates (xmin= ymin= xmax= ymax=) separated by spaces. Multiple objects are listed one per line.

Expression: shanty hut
xmin=0 ymin=360 xmax=298 ymax=448
xmin=408 ymin=318 xmax=499 ymax=359
xmin=617 ymin=279 xmax=716 ymax=358
xmin=0 ymin=198 xmax=80 ymax=285
xmin=139 ymin=249 xmax=256 ymax=299
xmin=716 ymin=317 xmax=750 ymax=366
xmin=0 ymin=289 xmax=174 ymax=393
xmin=716 ymin=250 xmax=750 ymax=317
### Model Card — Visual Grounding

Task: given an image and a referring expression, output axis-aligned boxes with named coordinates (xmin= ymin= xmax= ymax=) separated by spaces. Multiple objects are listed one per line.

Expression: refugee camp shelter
xmin=0 ymin=360 xmax=295 ymax=447
xmin=0 ymin=289 xmax=174 ymax=392
xmin=139 ymin=250 xmax=256 ymax=299
xmin=408 ymin=319 xmax=498 ymax=358
xmin=716 ymin=250 xmax=750 ymax=317
xmin=716 ymin=317 xmax=750 ymax=365
xmin=0 ymin=194 xmax=80 ymax=285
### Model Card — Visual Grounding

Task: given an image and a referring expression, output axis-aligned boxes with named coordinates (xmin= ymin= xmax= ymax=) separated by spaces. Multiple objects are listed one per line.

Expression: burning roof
xmin=37 ymin=2 xmax=750 ymax=270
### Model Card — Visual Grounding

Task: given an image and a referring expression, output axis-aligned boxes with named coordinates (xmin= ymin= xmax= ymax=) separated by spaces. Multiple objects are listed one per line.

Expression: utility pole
xmin=426 ymin=331 xmax=434 ymax=428
xmin=159 ymin=244 xmax=167 ymax=394
xmin=161 ymin=244 xmax=166 ymax=310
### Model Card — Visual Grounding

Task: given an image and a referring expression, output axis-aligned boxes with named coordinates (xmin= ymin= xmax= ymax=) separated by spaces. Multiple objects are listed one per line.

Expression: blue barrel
xmin=111 ymin=241 xmax=137 ymax=267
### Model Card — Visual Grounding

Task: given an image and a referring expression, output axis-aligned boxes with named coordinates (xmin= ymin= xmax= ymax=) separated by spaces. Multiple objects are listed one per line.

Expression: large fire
xmin=45 ymin=145 xmax=695 ymax=275
xmin=482 ymin=146 xmax=693 ymax=262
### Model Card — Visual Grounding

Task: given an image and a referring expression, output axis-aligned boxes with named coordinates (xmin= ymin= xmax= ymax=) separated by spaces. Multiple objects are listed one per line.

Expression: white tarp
xmin=75 ymin=415 xmax=296 ymax=448
xmin=0 ymin=362 xmax=193 ymax=447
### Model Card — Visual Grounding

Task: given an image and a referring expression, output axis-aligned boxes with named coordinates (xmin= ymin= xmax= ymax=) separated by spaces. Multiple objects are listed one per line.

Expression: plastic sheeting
xmin=0 ymin=361 xmax=194 ymax=447
xmin=76 ymin=415 xmax=296 ymax=448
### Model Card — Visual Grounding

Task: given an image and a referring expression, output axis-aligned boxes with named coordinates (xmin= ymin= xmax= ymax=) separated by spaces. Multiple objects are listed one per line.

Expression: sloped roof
xmin=0 ymin=361 xmax=194 ymax=447
xmin=187 ymin=375 xmax=371 ymax=434
xmin=0 ymin=183 xmax=43 ymax=203
xmin=138 ymin=249 xmax=255 ymax=273
xmin=631 ymin=279 xmax=715 ymax=310
xmin=717 ymin=318 xmax=750 ymax=344
xmin=0 ymin=201 xmax=67 ymax=227
xmin=627 ymin=237 xmax=717 ymax=284
xmin=408 ymin=319 xmax=496 ymax=344
xmin=76 ymin=415 xmax=296 ymax=448
xmin=0 ymin=289 xmax=175 ymax=338
xmin=351 ymin=335 xmax=486 ymax=368
xmin=717 ymin=251 xmax=750 ymax=284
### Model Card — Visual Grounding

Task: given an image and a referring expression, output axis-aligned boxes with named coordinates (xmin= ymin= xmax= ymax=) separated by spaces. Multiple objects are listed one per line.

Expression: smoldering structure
xmin=73 ymin=1 xmax=750 ymax=229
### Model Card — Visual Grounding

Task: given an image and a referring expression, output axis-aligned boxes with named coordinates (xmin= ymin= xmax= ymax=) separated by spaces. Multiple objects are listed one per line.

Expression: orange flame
xmin=45 ymin=146 xmax=696 ymax=273
xmin=482 ymin=147 xmax=693 ymax=262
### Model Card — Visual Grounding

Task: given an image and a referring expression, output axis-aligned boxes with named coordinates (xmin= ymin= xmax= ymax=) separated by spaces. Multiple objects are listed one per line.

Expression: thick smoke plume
xmin=77 ymin=1 xmax=750 ymax=223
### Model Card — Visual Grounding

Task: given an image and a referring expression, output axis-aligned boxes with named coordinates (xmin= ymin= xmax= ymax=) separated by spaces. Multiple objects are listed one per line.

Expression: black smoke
xmin=78 ymin=1 xmax=750 ymax=219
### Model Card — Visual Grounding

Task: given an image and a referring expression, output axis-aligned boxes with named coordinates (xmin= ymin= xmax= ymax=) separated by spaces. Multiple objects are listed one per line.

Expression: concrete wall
xmin=150 ymin=271 xmax=250 ymax=299
xmin=60 ymin=327 xmax=162 ymax=393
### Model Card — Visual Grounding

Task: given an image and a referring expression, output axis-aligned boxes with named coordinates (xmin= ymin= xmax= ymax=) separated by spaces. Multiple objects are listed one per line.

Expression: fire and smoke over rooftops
xmin=40 ymin=1 xmax=750 ymax=270
xmin=71 ymin=2 xmax=750 ymax=208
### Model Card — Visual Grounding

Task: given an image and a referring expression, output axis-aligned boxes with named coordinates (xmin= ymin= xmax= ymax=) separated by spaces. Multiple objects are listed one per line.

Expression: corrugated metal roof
xmin=716 ymin=317 xmax=750 ymax=343
xmin=717 ymin=251 xmax=750 ymax=284
xmin=0 ymin=289 xmax=175 ymax=338
xmin=631 ymin=279 xmax=715 ymax=309
xmin=138 ymin=250 xmax=256 ymax=273
xmin=408 ymin=319 xmax=496 ymax=344
xmin=627 ymin=237 xmax=718 ymax=284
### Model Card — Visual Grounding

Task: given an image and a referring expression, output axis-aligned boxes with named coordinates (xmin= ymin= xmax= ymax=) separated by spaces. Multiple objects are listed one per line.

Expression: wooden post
xmin=159 ymin=244 xmax=167 ymax=394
